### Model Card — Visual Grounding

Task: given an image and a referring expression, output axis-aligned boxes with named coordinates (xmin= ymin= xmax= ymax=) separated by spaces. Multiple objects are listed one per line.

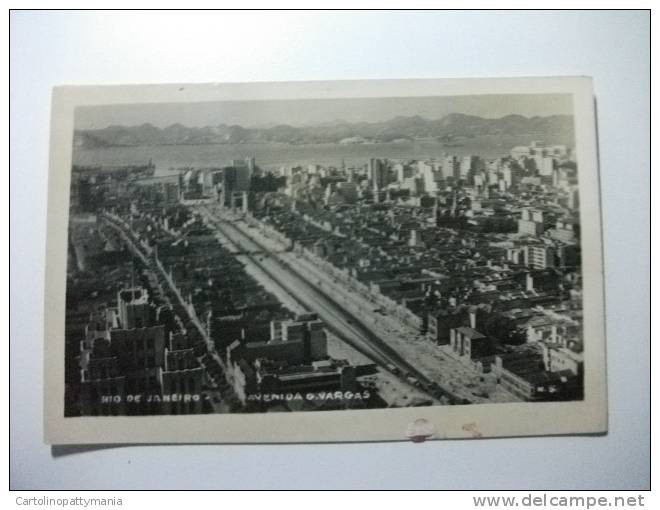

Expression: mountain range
xmin=74 ymin=113 xmax=574 ymax=149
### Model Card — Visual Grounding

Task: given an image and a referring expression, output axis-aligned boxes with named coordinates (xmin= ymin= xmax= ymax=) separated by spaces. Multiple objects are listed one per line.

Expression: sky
xmin=74 ymin=93 xmax=573 ymax=130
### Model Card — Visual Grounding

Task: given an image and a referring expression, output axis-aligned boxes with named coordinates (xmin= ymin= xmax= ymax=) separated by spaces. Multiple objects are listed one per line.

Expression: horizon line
xmin=75 ymin=111 xmax=575 ymax=132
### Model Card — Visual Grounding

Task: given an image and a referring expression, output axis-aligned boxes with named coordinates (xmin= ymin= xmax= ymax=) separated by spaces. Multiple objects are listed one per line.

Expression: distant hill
xmin=74 ymin=113 xmax=574 ymax=148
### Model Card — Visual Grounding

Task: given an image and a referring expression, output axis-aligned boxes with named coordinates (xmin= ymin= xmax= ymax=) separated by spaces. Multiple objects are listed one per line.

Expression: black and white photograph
xmin=43 ymin=77 xmax=607 ymax=444
xmin=11 ymin=8 xmax=651 ymax=493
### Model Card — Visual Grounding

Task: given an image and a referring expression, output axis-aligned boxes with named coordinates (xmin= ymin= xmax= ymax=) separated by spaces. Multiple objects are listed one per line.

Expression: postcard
xmin=44 ymin=77 xmax=607 ymax=443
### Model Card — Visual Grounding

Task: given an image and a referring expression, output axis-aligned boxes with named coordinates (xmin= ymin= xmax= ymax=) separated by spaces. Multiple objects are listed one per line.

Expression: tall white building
xmin=418 ymin=161 xmax=439 ymax=194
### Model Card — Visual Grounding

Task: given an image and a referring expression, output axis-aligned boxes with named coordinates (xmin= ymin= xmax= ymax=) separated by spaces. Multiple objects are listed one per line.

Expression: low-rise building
xmin=427 ymin=308 xmax=466 ymax=345
xmin=450 ymin=326 xmax=491 ymax=360
xmin=491 ymin=347 xmax=579 ymax=401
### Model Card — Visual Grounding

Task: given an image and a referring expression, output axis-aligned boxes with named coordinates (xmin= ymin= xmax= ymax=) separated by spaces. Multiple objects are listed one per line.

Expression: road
xmin=276 ymin=247 xmax=512 ymax=403
xmin=195 ymin=204 xmax=466 ymax=405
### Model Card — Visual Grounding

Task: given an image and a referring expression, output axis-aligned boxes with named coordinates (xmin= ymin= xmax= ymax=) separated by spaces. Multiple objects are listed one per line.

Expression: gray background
xmin=10 ymin=11 xmax=649 ymax=489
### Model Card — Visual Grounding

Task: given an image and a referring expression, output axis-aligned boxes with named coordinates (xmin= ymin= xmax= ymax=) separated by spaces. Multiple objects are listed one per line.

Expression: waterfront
xmin=72 ymin=133 xmax=575 ymax=173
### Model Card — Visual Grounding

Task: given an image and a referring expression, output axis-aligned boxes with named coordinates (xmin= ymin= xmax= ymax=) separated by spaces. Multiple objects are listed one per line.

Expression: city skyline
xmin=45 ymin=79 xmax=607 ymax=444
xmin=63 ymin=136 xmax=585 ymax=419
